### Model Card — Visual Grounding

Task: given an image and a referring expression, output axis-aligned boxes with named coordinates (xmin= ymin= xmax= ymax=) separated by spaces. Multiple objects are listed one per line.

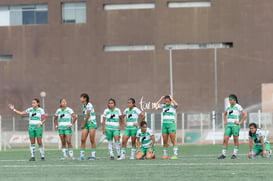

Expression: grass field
xmin=0 ymin=144 xmax=272 ymax=181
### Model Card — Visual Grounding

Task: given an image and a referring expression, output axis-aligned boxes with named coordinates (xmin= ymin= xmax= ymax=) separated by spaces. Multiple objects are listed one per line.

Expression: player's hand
xmin=102 ymin=129 xmax=106 ymax=135
xmin=136 ymin=148 xmax=140 ymax=155
xmin=8 ymin=104 xmax=15 ymax=110
xmin=66 ymin=124 xmax=72 ymax=129
xmin=80 ymin=124 xmax=85 ymax=129
xmin=234 ymin=121 xmax=240 ymax=125
xmin=37 ymin=124 xmax=41 ymax=128
xmin=133 ymin=123 xmax=139 ymax=127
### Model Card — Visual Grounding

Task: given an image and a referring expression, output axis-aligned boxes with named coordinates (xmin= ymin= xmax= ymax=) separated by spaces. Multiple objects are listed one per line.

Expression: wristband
xmin=13 ymin=109 xmax=16 ymax=112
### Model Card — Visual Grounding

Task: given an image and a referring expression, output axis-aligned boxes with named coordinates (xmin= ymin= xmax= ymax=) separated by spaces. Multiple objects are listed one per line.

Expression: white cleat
xmin=117 ymin=157 xmax=125 ymax=160
xmin=130 ymin=156 xmax=135 ymax=160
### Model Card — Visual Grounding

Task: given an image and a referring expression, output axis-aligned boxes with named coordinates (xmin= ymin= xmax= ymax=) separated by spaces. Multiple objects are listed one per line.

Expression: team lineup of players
xmin=8 ymin=94 xmax=271 ymax=161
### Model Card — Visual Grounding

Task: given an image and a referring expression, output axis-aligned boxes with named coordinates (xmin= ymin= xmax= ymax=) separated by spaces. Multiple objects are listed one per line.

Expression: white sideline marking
xmin=0 ymin=162 xmax=273 ymax=168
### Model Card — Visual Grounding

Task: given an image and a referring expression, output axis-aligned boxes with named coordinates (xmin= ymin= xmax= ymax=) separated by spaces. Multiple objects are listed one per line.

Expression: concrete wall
xmin=1 ymin=0 xmax=273 ymax=115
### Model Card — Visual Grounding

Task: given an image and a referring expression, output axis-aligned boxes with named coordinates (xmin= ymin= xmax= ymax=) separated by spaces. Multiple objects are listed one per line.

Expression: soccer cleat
xmin=109 ymin=156 xmax=115 ymax=160
xmin=169 ymin=155 xmax=178 ymax=160
xmin=129 ymin=156 xmax=135 ymax=160
xmin=29 ymin=157 xmax=35 ymax=161
xmin=117 ymin=157 xmax=125 ymax=160
xmin=60 ymin=157 xmax=66 ymax=161
xmin=161 ymin=155 xmax=169 ymax=159
xmin=87 ymin=157 xmax=96 ymax=161
xmin=230 ymin=155 xmax=237 ymax=159
xmin=217 ymin=155 xmax=226 ymax=159
xmin=117 ymin=155 xmax=121 ymax=159
xmin=41 ymin=157 xmax=45 ymax=161
xmin=77 ymin=156 xmax=84 ymax=161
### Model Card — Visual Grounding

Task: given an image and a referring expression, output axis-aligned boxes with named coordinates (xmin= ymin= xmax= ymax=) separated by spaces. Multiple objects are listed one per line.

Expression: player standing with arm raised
xmin=118 ymin=98 xmax=145 ymax=160
xmin=218 ymin=94 xmax=247 ymax=159
xmin=156 ymin=95 xmax=179 ymax=160
xmin=136 ymin=121 xmax=156 ymax=160
xmin=78 ymin=93 xmax=97 ymax=160
xmin=102 ymin=98 xmax=124 ymax=160
xmin=8 ymin=99 xmax=46 ymax=161
xmin=248 ymin=123 xmax=271 ymax=158
xmin=54 ymin=98 xmax=77 ymax=160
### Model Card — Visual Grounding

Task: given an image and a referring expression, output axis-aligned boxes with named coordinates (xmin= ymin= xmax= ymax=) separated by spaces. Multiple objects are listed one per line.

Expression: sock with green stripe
xmin=91 ymin=149 xmax=96 ymax=158
xmin=30 ymin=144 xmax=35 ymax=158
xmin=39 ymin=146 xmax=45 ymax=158
xmin=173 ymin=146 xmax=178 ymax=156
xmin=233 ymin=146 xmax=239 ymax=156
xmin=80 ymin=148 xmax=85 ymax=158
xmin=222 ymin=147 xmax=227 ymax=156
xmin=68 ymin=148 xmax=74 ymax=158
xmin=163 ymin=147 xmax=168 ymax=156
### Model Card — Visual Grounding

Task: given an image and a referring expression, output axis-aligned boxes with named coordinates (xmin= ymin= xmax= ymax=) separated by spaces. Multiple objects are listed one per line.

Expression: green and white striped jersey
xmin=123 ymin=107 xmax=142 ymax=129
xmin=136 ymin=128 xmax=153 ymax=148
xmin=103 ymin=107 xmax=122 ymax=130
xmin=25 ymin=107 xmax=45 ymax=126
xmin=55 ymin=107 xmax=74 ymax=130
xmin=226 ymin=104 xmax=243 ymax=125
xmin=82 ymin=103 xmax=96 ymax=125
xmin=161 ymin=103 xmax=176 ymax=123
xmin=249 ymin=129 xmax=269 ymax=145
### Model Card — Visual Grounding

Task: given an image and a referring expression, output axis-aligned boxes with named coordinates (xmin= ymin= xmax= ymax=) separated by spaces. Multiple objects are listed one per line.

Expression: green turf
xmin=0 ymin=144 xmax=272 ymax=181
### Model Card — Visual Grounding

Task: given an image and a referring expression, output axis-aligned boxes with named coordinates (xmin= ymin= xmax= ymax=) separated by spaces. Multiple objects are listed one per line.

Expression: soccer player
xmin=54 ymin=98 xmax=77 ymax=160
xmin=218 ymin=94 xmax=247 ymax=159
xmin=8 ymin=99 xmax=46 ymax=161
xmin=102 ymin=98 xmax=123 ymax=160
xmin=248 ymin=123 xmax=271 ymax=158
xmin=118 ymin=98 xmax=145 ymax=160
xmin=136 ymin=121 xmax=156 ymax=160
xmin=156 ymin=95 xmax=179 ymax=160
xmin=78 ymin=93 xmax=97 ymax=160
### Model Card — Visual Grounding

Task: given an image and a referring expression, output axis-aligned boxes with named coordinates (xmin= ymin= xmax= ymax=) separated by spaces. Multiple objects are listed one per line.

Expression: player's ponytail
xmin=33 ymin=98 xmax=40 ymax=107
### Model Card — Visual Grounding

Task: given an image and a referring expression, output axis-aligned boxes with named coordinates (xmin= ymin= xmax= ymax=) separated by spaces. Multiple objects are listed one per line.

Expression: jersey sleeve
xmin=54 ymin=109 xmax=59 ymax=117
xmin=256 ymin=129 xmax=264 ymax=138
xmin=135 ymin=107 xmax=142 ymax=115
xmin=25 ymin=108 xmax=31 ymax=113
xmin=40 ymin=108 xmax=45 ymax=115
xmin=103 ymin=109 xmax=107 ymax=118
xmin=238 ymin=104 xmax=243 ymax=112
xmin=136 ymin=129 xmax=141 ymax=137
xmin=86 ymin=103 xmax=93 ymax=112
xmin=68 ymin=108 xmax=74 ymax=115
xmin=117 ymin=108 xmax=122 ymax=116
xmin=148 ymin=128 xmax=154 ymax=136
xmin=123 ymin=108 xmax=127 ymax=115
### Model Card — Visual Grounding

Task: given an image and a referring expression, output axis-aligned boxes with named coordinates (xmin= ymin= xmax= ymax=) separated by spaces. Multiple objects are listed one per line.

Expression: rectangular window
xmin=0 ymin=55 xmax=12 ymax=61
xmin=104 ymin=45 xmax=155 ymax=52
xmin=104 ymin=3 xmax=155 ymax=10
xmin=164 ymin=42 xmax=233 ymax=50
xmin=0 ymin=4 xmax=48 ymax=26
xmin=168 ymin=1 xmax=211 ymax=8
xmin=62 ymin=2 xmax=86 ymax=24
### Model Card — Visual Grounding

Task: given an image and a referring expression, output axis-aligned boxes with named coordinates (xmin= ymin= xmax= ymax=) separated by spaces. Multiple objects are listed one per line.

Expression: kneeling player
xmin=136 ymin=121 xmax=156 ymax=160
xmin=248 ymin=123 xmax=271 ymax=158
